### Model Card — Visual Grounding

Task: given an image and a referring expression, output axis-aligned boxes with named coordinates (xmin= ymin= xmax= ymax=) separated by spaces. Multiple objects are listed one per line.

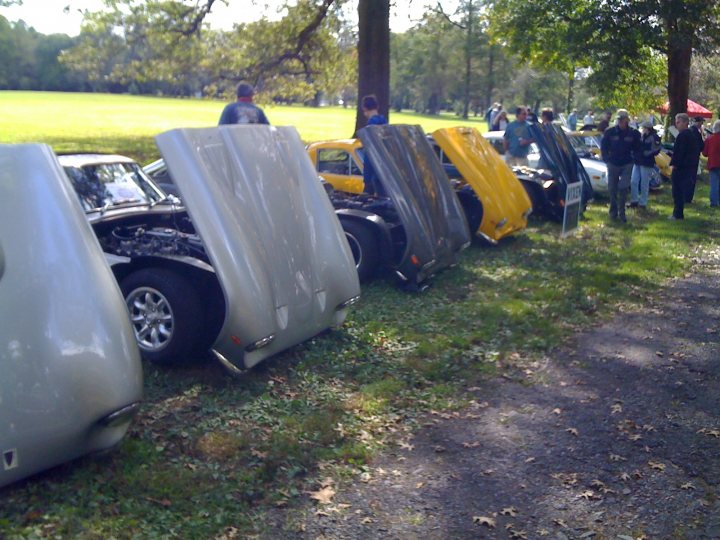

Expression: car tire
xmin=120 ymin=268 xmax=204 ymax=365
xmin=458 ymin=191 xmax=484 ymax=235
xmin=342 ymin=220 xmax=380 ymax=282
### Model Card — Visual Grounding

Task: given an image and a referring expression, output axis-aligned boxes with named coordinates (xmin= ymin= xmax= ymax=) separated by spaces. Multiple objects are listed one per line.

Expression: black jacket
xmin=671 ymin=128 xmax=700 ymax=170
xmin=634 ymin=131 xmax=661 ymax=168
xmin=601 ymin=125 xmax=641 ymax=166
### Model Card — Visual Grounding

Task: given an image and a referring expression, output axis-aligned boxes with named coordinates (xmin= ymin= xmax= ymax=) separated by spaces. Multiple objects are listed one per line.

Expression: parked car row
xmin=1 ymin=120 xmax=595 ymax=489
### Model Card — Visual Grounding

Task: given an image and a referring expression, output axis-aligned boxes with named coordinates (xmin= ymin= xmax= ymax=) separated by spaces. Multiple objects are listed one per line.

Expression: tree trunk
xmin=484 ymin=44 xmax=495 ymax=110
xmin=667 ymin=44 xmax=691 ymax=121
xmin=462 ymin=1 xmax=475 ymax=120
xmin=355 ymin=0 xmax=390 ymax=135
xmin=566 ymin=66 xmax=575 ymax=113
xmin=666 ymin=17 xmax=692 ymax=122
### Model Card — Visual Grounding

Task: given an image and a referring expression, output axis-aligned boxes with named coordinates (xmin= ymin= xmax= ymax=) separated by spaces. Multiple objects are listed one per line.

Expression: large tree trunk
xmin=355 ymin=0 xmax=390 ymax=134
xmin=666 ymin=19 xmax=692 ymax=122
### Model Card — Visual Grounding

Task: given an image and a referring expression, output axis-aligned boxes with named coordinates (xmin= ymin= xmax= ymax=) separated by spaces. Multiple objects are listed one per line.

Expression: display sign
xmin=561 ymin=181 xmax=583 ymax=238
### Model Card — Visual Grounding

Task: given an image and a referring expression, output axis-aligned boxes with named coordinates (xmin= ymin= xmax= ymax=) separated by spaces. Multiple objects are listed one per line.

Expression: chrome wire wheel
xmin=126 ymin=286 xmax=174 ymax=352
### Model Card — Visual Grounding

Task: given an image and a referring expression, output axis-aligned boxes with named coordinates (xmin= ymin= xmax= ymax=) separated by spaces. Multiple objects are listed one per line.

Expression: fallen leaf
xmin=309 ymin=486 xmax=336 ymax=505
xmin=462 ymin=441 xmax=481 ymax=448
xmin=552 ymin=408 xmax=562 ymax=415
xmin=680 ymin=482 xmax=695 ymax=490
xmin=628 ymin=434 xmax=643 ymax=441
xmin=525 ymin=457 xmax=536 ymax=464
xmin=609 ymin=454 xmax=627 ymax=462
xmin=648 ymin=461 xmax=666 ymax=471
xmin=433 ymin=445 xmax=446 ymax=453
xmin=643 ymin=424 xmax=656 ymax=432
xmin=579 ymin=490 xmax=599 ymax=500
xmin=655 ymin=351 xmax=664 ymax=357
xmin=361 ymin=517 xmax=373 ymax=524
xmin=590 ymin=479 xmax=605 ymax=488
xmin=415 ymin=482 xmax=424 ymax=489
xmin=553 ymin=518 xmax=568 ymax=527
xmin=501 ymin=506 xmax=518 ymax=516
xmin=566 ymin=428 xmax=579 ymax=436
xmin=611 ymin=404 xmax=623 ymax=414
xmin=619 ymin=472 xmax=631 ymax=481
xmin=473 ymin=516 xmax=496 ymax=528
xmin=399 ymin=441 xmax=414 ymax=451
xmin=146 ymin=497 xmax=172 ymax=507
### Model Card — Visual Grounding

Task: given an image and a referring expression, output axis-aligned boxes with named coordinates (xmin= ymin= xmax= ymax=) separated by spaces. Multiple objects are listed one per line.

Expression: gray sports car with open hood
xmin=0 ymin=144 xmax=143 ymax=489
xmin=154 ymin=125 xmax=361 ymax=372
xmin=355 ymin=124 xmax=471 ymax=286
xmin=59 ymin=126 xmax=359 ymax=373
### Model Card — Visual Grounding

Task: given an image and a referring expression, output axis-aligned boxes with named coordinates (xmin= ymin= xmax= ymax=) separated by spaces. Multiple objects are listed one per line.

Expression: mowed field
xmin=0 ymin=91 xmax=487 ymax=162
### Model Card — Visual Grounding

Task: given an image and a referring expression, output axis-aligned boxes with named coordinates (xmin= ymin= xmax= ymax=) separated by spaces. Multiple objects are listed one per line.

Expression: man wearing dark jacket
xmin=669 ymin=113 xmax=698 ymax=220
xmin=601 ymin=109 xmax=641 ymax=222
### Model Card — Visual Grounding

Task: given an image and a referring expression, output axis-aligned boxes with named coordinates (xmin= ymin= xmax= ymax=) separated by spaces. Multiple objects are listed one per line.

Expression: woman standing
xmin=702 ymin=120 xmax=720 ymax=207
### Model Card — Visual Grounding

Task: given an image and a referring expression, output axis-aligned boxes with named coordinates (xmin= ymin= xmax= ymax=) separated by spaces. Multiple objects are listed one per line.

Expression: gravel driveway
xmin=271 ymin=257 xmax=720 ymax=539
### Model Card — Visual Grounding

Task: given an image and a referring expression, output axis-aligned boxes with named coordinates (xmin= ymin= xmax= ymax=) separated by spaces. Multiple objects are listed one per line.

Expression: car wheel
xmin=458 ymin=191 xmax=484 ymax=235
xmin=120 ymin=268 xmax=203 ymax=365
xmin=342 ymin=220 xmax=380 ymax=282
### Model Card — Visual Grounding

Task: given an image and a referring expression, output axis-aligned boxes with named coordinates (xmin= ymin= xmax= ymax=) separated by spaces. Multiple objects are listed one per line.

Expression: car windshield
xmin=64 ymin=161 xmax=165 ymax=212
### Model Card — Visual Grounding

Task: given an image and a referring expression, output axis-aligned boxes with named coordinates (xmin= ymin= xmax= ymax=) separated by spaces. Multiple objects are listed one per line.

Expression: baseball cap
xmin=236 ymin=82 xmax=254 ymax=98
xmin=616 ymin=109 xmax=630 ymax=120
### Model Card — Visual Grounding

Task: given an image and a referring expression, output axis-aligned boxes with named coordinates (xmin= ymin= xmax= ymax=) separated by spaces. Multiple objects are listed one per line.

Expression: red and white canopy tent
xmin=657 ymin=99 xmax=713 ymax=118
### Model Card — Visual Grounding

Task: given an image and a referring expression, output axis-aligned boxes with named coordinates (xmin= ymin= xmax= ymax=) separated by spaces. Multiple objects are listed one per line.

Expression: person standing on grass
xmin=583 ymin=110 xmax=594 ymax=127
xmin=360 ymin=94 xmax=387 ymax=195
xmin=568 ymin=109 xmax=578 ymax=131
xmin=218 ymin=82 xmax=270 ymax=125
xmin=503 ymin=107 xmax=533 ymax=167
xmin=630 ymin=120 xmax=661 ymax=210
xmin=669 ymin=113 xmax=697 ymax=220
xmin=702 ymin=120 xmax=720 ymax=208
xmin=601 ymin=109 xmax=641 ymax=223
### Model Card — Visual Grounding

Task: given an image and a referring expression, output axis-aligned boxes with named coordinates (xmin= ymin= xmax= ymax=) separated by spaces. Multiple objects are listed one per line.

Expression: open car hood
xmin=528 ymin=123 xmax=594 ymax=202
xmin=432 ymin=127 xmax=531 ymax=241
xmin=357 ymin=124 xmax=470 ymax=282
xmin=0 ymin=144 xmax=142 ymax=488
xmin=156 ymin=126 xmax=360 ymax=370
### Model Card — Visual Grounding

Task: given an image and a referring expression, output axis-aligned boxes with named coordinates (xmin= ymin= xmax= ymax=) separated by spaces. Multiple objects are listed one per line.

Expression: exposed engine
xmin=99 ymin=224 xmax=209 ymax=263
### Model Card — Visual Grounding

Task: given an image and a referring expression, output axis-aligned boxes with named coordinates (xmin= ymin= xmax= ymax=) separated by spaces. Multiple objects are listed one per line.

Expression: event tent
xmin=657 ymin=99 xmax=713 ymax=118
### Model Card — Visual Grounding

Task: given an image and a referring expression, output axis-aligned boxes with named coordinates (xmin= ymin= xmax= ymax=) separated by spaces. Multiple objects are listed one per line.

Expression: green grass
xmin=0 ymin=91 xmax=488 ymax=162
xmin=1 ymin=91 xmax=719 ymax=537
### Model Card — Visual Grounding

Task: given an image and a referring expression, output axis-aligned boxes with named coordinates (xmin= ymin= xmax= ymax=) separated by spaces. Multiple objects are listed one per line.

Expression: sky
xmin=0 ymin=0 xmax=430 ymax=36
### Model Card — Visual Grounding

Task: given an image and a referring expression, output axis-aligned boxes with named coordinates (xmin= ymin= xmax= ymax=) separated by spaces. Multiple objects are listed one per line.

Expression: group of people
xmin=504 ymin=102 xmax=720 ymax=223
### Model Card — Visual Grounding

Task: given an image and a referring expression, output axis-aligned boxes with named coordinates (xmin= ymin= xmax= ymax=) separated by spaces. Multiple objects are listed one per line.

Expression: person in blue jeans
xmin=630 ymin=121 xmax=661 ymax=210
xmin=601 ymin=109 xmax=641 ymax=222
xmin=361 ymin=94 xmax=388 ymax=195
xmin=702 ymin=120 xmax=720 ymax=207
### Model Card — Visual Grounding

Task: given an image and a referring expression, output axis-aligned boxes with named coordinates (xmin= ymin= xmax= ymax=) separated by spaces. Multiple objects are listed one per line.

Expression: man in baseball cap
xmin=600 ymin=108 xmax=641 ymax=222
xmin=218 ymin=81 xmax=270 ymax=125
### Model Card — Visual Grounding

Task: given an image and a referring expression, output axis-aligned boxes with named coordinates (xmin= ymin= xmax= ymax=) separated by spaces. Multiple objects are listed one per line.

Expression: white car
xmin=483 ymin=130 xmax=608 ymax=194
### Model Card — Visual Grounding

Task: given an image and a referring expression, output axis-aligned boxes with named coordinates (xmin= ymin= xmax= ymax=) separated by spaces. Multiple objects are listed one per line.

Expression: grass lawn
xmin=0 ymin=91 xmax=487 ymax=162
xmin=1 ymin=92 xmax=720 ymax=538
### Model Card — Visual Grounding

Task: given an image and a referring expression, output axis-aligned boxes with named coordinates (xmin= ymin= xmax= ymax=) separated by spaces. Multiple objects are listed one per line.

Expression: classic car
xmin=61 ymin=125 xmax=360 ymax=373
xmin=307 ymin=125 xmax=471 ymax=285
xmin=1 ymin=144 xmax=142 ymax=488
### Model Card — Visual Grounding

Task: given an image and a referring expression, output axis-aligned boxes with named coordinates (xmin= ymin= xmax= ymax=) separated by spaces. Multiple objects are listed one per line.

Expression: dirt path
xmin=272 ymin=257 xmax=720 ymax=539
